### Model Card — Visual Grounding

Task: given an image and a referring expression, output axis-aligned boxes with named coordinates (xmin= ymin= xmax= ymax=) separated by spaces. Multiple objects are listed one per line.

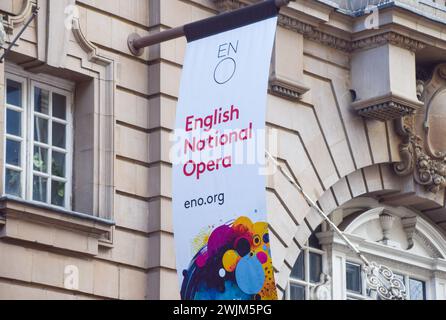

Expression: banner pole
xmin=128 ymin=0 xmax=292 ymax=56
xmin=265 ymin=151 xmax=370 ymax=265
xmin=265 ymin=151 xmax=408 ymax=300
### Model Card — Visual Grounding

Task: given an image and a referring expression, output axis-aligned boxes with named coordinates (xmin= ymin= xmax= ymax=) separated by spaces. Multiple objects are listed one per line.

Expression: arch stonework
xmin=270 ymin=162 xmax=446 ymax=298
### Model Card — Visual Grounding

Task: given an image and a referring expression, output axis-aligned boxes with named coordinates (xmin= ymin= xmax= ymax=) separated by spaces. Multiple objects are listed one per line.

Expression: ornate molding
xmin=352 ymin=93 xmax=423 ymax=121
xmin=310 ymin=273 xmax=332 ymax=300
xmin=394 ymin=64 xmax=446 ymax=194
xmin=277 ymin=14 xmax=351 ymax=52
xmin=71 ymin=17 xmax=111 ymax=66
xmin=69 ymin=15 xmax=115 ymax=231
xmin=414 ymin=229 xmax=443 ymax=258
xmin=394 ymin=116 xmax=446 ymax=193
xmin=212 ymin=1 xmax=428 ymax=53
xmin=364 ymin=262 xmax=407 ymax=300
xmin=213 ymin=0 xmax=248 ymax=11
xmin=269 ymin=76 xmax=309 ymax=101
xmin=2 ymin=0 xmax=34 ymax=34
xmin=401 ymin=216 xmax=417 ymax=250
xmin=351 ymin=32 xmax=427 ymax=52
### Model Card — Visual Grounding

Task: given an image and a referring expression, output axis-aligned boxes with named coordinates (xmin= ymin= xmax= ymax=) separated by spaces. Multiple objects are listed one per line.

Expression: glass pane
xmin=33 ymin=176 xmax=48 ymax=203
xmin=34 ymin=117 xmax=49 ymax=143
xmin=33 ymin=146 xmax=48 ymax=173
xmin=6 ymin=139 xmax=21 ymax=166
xmin=51 ymin=180 xmax=65 ymax=207
xmin=52 ymin=151 xmax=66 ymax=177
xmin=7 ymin=79 xmax=22 ymax=107
xmin=6 ymin=109 xmax=21 ymax=136
xmin=290 ymin=252 xmax=305 ymax=280
xmin=53 ymin=93 xmax=67 ymax=120
xmin=34 ymin=87 xmax=50 ymax=114
xmin=5 ymin=169 xmax=21 ymax=197
xmin=346 ymin=263 xmax=362 ymax=294
xmin=52 ymin=122 xmax=66 ymax=148
xmin=289 ymin=284 xmax=305 ymax=300
xmin=309 ymin=252 xmax=322 ymax=283
xmin=409 ymin=278 xmax=426 ymax=300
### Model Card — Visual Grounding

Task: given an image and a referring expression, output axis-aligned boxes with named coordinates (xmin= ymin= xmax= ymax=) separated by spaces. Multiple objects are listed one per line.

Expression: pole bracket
xmin=127 ymin=33 xmax=144 ymax=56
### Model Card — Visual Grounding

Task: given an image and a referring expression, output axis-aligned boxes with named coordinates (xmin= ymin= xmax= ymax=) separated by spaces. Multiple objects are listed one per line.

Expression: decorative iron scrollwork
xmin=364 ymin=262 xmax=407 ymax=300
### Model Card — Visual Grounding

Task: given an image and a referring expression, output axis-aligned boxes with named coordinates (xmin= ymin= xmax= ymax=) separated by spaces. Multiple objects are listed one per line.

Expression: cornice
xmin=351 ymin=32 xmax=427 ymax=52
xmin=269 ymin=76 xmax=310 ymax=101
xmin=352 ymin=93 xmax=424 ymax=121
xmin=212 ymin=0 xmax=430 ymax=53
xmin=277 ymin=13 xmax=351 ymax=51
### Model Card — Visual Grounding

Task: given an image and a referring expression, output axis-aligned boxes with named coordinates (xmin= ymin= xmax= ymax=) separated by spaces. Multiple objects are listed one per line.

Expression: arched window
xmin=287 ymin=200 xmax=446 ymax=300
xmin=287 ymin=226 xmax=324 ymax=300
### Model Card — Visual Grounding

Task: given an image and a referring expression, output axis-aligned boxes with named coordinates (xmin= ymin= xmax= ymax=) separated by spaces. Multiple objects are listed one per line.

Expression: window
xmin=344 ymin=264 xmax=427 ymax=300
xmin=409 ymin=278 xmax=426 ymax=300
xmin=346 ymin=262 xmax=362 ymax=294
xmin=4 ymin=74 xmax=72 ymax=209
xmin=288 ymin=227 xmax=324 ymax=300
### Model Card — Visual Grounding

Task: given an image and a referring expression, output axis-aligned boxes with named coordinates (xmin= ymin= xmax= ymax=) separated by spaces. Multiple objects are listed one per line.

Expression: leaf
xmin=33 ymin=153 xmax=45 ymax=170
xmin=58 ymin=187 xmax=65 ymax=198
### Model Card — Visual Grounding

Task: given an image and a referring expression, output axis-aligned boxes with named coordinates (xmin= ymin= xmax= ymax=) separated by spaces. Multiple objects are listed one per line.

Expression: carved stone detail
xmin=394 ymin=115 xmax=446 ymax=193
xmin=394 ymin=64 xmax=446 ymax=193
xmin=277 ymin=15 xmax=351 ymax=52
xmin=1 ymin=0 xmax=34 ymax=34
xmin=351 ymin=32 xmax=427 ymax=52
xmin=352 ymin=94 xmax=423 ymax=121
xmin=401 ymin=216 xmax=417 ymax=250
xmin=379 ymin=211 xmax=394 ymax=243
xmin=310 ymin=273 xmax=332 ymax=300
xmin=213 ymin=0 xmax=247 ymax=11
xmin=71 ymin=17 xmax=112 ymax=66
xmin=414 ymin=229 xmax=442 ymax=258
xmin=269 ymin=76 xmax=309 ymax=101
xmin=212 ymin=1 xmax=428 ymax=53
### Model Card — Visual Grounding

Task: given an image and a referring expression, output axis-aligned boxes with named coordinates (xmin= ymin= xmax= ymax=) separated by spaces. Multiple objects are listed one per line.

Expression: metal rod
xmin=128 ymin=0 xmax=291 ymax=56
xmin=0 ymin=7 xmax=39 ymax=63
xmin=128 ymin=26 xmax=185 ymax=56
xmin=265 ymin=151 xmax=371 ymax=266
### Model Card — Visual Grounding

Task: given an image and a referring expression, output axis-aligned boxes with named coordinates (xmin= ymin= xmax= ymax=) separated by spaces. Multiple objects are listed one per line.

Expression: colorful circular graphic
xmin=180 ymin=216 xmax=277 ymax=300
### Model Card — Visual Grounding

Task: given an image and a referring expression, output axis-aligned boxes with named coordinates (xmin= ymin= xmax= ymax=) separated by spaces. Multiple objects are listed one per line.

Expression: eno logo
xmin=214 ymin=41 xmax=239 ymax=85
xmin=64 ymin=265 xmax=79 ymax=290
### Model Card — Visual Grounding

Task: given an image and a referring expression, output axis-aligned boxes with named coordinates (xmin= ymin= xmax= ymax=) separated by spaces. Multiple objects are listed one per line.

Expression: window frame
xmin=4 ymin=74 xmax=27 ymax=199
xmin=343 ymin=258 xmax=430 ymax=300
xmin=287 ymin=244 xmax=325 ymax=300
xmin=4 ymin=68 xmax=74 ymax=210
xmin=345 ymin=261 xmax=363 ymax=295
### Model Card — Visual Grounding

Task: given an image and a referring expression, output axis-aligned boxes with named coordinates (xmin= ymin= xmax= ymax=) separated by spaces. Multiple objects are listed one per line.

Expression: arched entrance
xmin=270 ymin=163 xmax=446 ymax=299
xmin=286 ymin=198 xmax=446 ymax=300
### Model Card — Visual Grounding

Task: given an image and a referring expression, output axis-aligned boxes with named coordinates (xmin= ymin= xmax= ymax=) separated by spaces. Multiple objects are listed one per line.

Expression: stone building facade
xmin=0 ymin=0 xmax=446 ymax=300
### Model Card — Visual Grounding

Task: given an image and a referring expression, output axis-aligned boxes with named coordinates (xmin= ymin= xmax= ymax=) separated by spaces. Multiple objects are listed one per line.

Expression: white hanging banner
xmin=172 ymin=1 xmax=278 ymax=300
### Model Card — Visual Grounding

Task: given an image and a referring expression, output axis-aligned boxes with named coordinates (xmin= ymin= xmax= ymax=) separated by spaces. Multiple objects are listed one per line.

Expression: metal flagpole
xmin=127 ymin=0 xmax=292 ymax=56
xmin=265 ymin=151 xmax=408 ymax=300
xmin=124 ymin=0 xmax=408 ymax=300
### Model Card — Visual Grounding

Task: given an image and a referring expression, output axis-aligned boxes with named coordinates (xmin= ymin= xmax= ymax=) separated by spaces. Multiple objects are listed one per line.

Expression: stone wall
xmin=0 ymin=0 xmax=445 ymax=300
